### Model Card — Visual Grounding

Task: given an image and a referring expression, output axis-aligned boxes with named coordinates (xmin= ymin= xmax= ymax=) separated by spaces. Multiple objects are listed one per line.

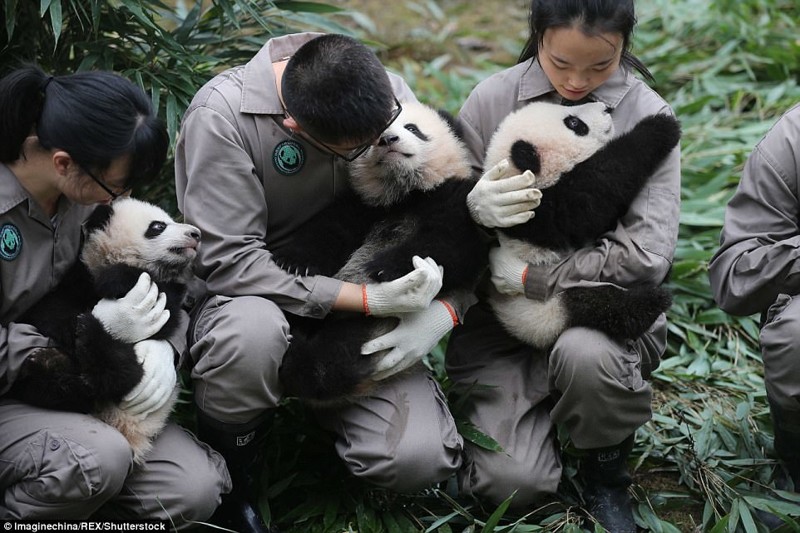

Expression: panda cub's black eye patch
xmin=404 ymin=123 xmax=429 ymax=141
xmin=145 ymin=221 xmax=168 ymax=238
xmin=564 ymin=115 xmax=589 ymax=137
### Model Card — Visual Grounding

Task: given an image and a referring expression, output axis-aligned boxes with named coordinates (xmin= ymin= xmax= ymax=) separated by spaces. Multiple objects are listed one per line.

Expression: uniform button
xmin=50 ymin=440 xmax=61 ymax=451
xmin=311 ymin=306 xmax=323 ymax=317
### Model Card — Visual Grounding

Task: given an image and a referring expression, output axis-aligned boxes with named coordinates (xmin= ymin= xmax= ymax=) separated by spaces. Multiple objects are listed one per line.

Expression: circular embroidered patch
xmin=0 ymin=223 xmax=22 ymax=261
xmin=272 ymin=140 xmax=305 ymax=175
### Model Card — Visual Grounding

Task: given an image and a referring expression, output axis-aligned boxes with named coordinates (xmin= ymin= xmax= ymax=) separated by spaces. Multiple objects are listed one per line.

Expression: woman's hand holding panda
xmin=91 ymin=272 xmax=170 ymax=343
xmin=467 ymin=159 xmax=542 ymax=228
xmin=121 ymin=339 xmax=177 ymax=417
xmin=363 ymin=256 xmax=444 ymax=316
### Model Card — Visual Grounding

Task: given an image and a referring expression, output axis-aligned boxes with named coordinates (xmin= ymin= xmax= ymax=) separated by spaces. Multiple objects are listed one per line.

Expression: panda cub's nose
xmin=379 ymin=134 xmax=400 ymax=146
xmin=604 ymin=106 xmax=614 ymax=114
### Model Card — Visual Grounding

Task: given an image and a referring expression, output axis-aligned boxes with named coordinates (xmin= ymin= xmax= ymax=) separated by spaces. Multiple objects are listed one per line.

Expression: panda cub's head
xmin=485 ymin=101 xmax=614 ymax=189
xmin=81 ymin=198 xmax=201 ymax=283
xmin=348 ymin=102 xmax=471 ymax=207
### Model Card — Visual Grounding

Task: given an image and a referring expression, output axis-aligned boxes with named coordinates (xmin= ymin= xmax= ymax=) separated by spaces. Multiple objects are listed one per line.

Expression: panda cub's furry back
xmin=484 ymin=101 xmax=680 ymax=349
xmin=9 ymin=198 xmax=200 ymax=463
xmin=273 ymin=102 xmax=488 ymax=404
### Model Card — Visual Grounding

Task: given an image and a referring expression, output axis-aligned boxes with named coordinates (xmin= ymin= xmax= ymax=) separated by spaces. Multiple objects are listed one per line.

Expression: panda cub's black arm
xmin=502 ymin=113 xmax=680 ymax=250
xmin=271 ymin=194 xmax=382 ymax=277
xmin=364 ymin=180 xmax=489 ymax=292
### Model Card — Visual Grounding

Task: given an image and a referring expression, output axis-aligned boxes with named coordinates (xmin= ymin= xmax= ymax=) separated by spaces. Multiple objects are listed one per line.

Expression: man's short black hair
xmin=282 ymin=34 xmax=396 ymax=145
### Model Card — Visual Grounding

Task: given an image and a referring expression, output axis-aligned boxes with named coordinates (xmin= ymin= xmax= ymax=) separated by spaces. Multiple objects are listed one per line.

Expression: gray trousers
xmin=0 ymin=400 xmax=230 ymax=525
xmin=445 ymin=302 xmax=664 ymax=508
xmin=189 ymin=295 xmax=463 ymax=493
xmin=760 ymin=294 xmax=800 ymax=418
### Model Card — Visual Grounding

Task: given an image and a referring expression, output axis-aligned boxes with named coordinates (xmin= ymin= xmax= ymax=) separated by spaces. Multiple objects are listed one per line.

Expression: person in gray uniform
xmin=709 ymin=104 xmax=800 ymax=514
xmin=175 ymin=33 xmax=464 ymax=532
xmin=0 ymin=65 xmax=230 ymax=525
xmin=447 ymin=1 xmax=681 ymax=531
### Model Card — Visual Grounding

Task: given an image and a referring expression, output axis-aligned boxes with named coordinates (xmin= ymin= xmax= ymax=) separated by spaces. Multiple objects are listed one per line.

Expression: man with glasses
xmin=175 ymin=33 xmax=465 ymax=533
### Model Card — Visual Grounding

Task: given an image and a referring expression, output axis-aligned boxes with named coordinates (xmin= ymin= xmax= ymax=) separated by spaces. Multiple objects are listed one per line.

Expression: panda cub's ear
xmin=436 ymin=109 xmax=465 ymax=142
xmin=85 ymin=204 xmax=114 ymax=234
xmin=510 ymin=140 xmax=541 ymax=175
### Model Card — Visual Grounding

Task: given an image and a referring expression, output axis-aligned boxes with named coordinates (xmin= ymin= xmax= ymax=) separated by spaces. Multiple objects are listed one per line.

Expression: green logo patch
xmin=0 ymin=223 xmax=22 ymax=261
xmin=273 ymin=140 xmax=305 ymax=175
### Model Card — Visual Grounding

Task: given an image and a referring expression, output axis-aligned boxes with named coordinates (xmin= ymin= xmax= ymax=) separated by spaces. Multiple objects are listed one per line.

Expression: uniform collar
xmin=0 ymin=164 xmax=30 ymax=215
xmin=518 ymin=58 xmax=635 ymax=109
xmin=241 ymin=32 xmax=326 ymax=115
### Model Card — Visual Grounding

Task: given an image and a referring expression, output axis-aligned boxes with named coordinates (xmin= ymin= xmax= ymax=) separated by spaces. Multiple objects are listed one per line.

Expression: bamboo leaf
xmin=480 ymin=492 xmax=515 ymax=533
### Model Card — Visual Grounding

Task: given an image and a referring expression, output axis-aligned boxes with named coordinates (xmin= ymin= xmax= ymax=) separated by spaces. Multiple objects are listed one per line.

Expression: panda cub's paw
xmin=273 ymin=257 xmax=319 ymax=277
xmin=365 ymin=255 xmax=414 ymax=283
xmin=18 ymin=347 xmax=73 ymax=378
xmin=630 ymin=113 xmax=681 ymax=149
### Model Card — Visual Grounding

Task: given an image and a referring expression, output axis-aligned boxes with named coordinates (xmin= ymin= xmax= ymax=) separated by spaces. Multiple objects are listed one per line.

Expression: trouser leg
xmin=188 ymin=295 xmax=289 ymax=531
xmin=0 ymin=401 xmax=131 ymax=519
xmin=445 ymin=303 xmax=562 ymax=508
xmin=316 ymin=366 xmax=463 ymax=494
xmin=760 ymin=295 xmax=800 ymax=487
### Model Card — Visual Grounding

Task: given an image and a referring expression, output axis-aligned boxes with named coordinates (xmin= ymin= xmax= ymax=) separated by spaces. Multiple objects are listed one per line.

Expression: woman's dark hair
xmin=518 ymin=0 xmax=654 ymax=83
xmin=0 ymin=65 xmax=168 ymax=190
xmin=282 ymin=34 xmax=395 ymax=144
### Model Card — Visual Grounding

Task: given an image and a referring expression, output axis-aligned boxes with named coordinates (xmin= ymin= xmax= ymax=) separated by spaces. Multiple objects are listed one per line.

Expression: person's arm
xmin=176 ymin=104 xmax=342 ymax=318
xmin=0 ymin=321 xmax=51 ymax=395
xmin=709 ymin=107 xmax=800 ymax=316
xmin=177 ymin=98 xmax=441 ymax=318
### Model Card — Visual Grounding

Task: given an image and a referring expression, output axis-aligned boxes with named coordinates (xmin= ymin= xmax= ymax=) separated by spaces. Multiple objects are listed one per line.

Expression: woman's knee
xmin=347 ymin=437 xmax=461 ymax=493
xmin=14 ymin=425 xmax=132 ymax=514
xmin=191 ymin=295 xmax=290 ymax=409
xmin=550 ymin=327 xmax=617 ymax=384
xmin=465 ymin=448 xmax=560 ymax=508
xmin=167 ymin=464 xmax=227 ymax=522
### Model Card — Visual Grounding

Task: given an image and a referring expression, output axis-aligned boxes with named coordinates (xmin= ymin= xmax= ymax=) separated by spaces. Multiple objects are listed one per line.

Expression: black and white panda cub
xmin=9 ymin=198 xmax=200 ymax=463
xmin=484 ymin=101 xmax=680 ymax=349
xmin=273 ymin=102 xmax=488 ymax=404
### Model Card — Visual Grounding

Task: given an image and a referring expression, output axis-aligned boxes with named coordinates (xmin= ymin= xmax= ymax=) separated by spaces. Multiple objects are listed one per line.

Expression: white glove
xmin=489 ymin=246 xmax=529 ymax=295
xmin=121 ymin=339 xmax=177 ymax=417
xmin=361 ymin=300 xmax=457 ymax=381
xmin=364 ymin=256 xmax=443 ymax=316
xmin=467 ymin=158 xmax=542 ymax=228
xmin=92 ymin=272 xmax=170 ymax=343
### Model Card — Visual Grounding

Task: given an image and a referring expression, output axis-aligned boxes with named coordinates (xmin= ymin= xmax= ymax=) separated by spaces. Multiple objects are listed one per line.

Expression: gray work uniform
xmin=709 ymin=103 xmax=800 ymax=416
xmin=445 ymin=59 xmax=681 ymax=507
xmin=0 ymin=165 xmax=231 ymax=522
xmin=174 ymin=32 xmax=463 ymax=492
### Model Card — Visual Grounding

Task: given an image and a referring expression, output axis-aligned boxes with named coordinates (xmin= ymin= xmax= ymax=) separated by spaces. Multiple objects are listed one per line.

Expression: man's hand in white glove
xmin=92 ymin=272 xmax=170 ymax=343
xmin=467 ymin=158 xmax=542 ymax=228
xmin=121 ymin=339 xmax=177 ymax=417
xmin=489 ymin=246 xmax=529 ymax=295
xmin=361 ymin=300 xmax=458 ymax=381
xmin=364 ymin=256 xmax=443 ymax=316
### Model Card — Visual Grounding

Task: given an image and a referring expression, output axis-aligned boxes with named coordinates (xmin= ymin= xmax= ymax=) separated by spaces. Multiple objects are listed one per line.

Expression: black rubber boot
xmin=579 ymin=435 xmax=637 ymax=533
xmin=753 ymin=401 xmax=800 ymax=530
xmin=197 ymin=411 xmax=280 ymax=533
xmin=771 ymin=402 xmax=800 ymax=488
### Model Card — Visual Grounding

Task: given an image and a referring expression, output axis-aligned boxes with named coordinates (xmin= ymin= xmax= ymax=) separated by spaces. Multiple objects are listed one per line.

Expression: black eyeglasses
xmin=288 ymin=96 xmax=403 ymax=162
xmin=84 ymin=167 xmax=131 ymax=200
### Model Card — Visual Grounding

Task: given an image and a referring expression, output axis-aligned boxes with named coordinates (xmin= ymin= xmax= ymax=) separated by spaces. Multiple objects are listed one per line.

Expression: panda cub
xmin=274 ymin=102 xmax=488 ymax=404
xmin=484 ymin=101 xmax=680 ymax=349
xmin=9 ymin=198 xmax=200 ymax=463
